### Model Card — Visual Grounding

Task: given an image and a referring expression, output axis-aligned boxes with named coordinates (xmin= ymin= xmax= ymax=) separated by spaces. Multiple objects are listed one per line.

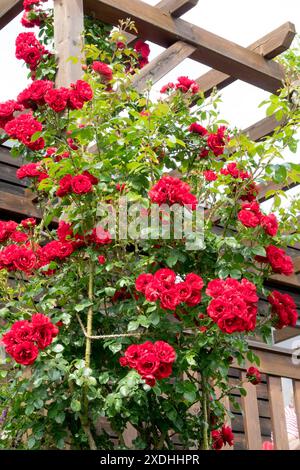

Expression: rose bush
xmin=0 ymin=0 xmax=299 ymax=450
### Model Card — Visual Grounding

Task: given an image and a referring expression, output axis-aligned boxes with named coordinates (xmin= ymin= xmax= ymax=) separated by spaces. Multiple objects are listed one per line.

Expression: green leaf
xmin=128 ymin=321 xmax=139 ymax=332
xmin=104 ymin=287 xmax=116 ymax=296
xmin=74 ymin=300 xmax=93 ymax=312
xmin=52 ymin=344 xmax=64 ymax=353
xmin=71 ymin=399 xmax=81 ymax=412
xmin=27 ymin=436 xmax=36 ymax=449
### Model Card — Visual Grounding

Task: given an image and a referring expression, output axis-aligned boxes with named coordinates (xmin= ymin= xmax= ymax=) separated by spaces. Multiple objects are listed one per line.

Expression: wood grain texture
xmin=132 ymin=41 xmax=196 ymax=91
xmin=0 ymin=0 xmax=22 ymax=30
xmin=0 ymin=190 xmax=40 ymax=218
xmin=157 ymin=0 xmax=198 ymax=17
xmin=197 ymin=22 xmax=296 ymax=96
xmin=54 ymin=0 xmax=84 ymax=87
xmin=268 ymin=376 xmax=289 ymax=449
xmin=84 ymin=0 xmax=285 ymax=92
xmin=240 ymin=371 xmax=262 ymax=449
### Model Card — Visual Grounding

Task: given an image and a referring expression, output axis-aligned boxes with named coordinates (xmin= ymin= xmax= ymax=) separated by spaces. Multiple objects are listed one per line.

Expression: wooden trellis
xmin=0 ymin=0 xmax=300 ymax=449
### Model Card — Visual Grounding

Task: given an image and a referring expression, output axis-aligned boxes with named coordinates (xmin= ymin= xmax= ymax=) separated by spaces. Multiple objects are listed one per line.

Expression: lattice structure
xmin=0 ymin=0 xmax=300 ymax=449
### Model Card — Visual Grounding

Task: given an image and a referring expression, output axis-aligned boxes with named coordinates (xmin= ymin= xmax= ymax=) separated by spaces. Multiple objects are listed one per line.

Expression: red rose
xmin=21 ymin=218 xmax=36 ymax=229
xmin=135 ymin=273 xmax=153 ymax=294
xmin=160 ymin=287 xmax=181 ymax=311
xmin=175 ymin=76 xmax=199 ymax=94
xmin=154 ymin=268 xmax=176 ymax=289
xmin=266 ymin=245 xmax=294 ymax=276
xmin=92 ymin=61 xmax=113 ymax=81
xmin=71 ymin=174 xmax=93 ymax=194
xmin=185 ymin=291 xmax=202 ymax=307
xmin=69 ymin=80 xmax=93 ymax=106
xmin=13 ymin=247 xmax=36 ymax=273
xmin=246 ymin=366 xmax=261 ymax=385
xmin=203 ymin=170 xmax=217 ymax=182
xmin=5 ymin=113 xmax=43 ymax=149
xmin=154 ymin=341 xmax=176 ymax=364
xmin=31 ymin=313 xmax=58 ymax=350
xmin=56 ymin=174 xmax=73 ymax=197
xmin=134 ymin=40 xmax=150 ymax=59
xmin=149 ymin=176 xmax=197 ymax=209
xmin=176 ymin=282 xmax=192 ymax=302
xmin=144 ymin=280 xmax=163 ymax=302
xmin=268 ymin=290 xmax=297 ymax=329
xmin=90 ymin=227 xmax=112 ymax=245
xmin=154 ymin=362 xmax=173 ymax=380
xmin=0 ymin=100 xmax=23 ymax=128
xmin=11 ymin=341 xmax=39 ymax=365
xmin=261 ymin=214 xmax=278 ymax=236
xmin=238 ymin=209 xmax=261 ymax=228
xmin=185 ymin=273 xmax=204 ymax=291
xmin=98 ymin=255 xmax=106 ymax=265
xmin=82 ymin=171 xmax=99 ymax=185
xmin=160 ymin=82 xmax=175 ymax=94
xmin=212 ymin=425 xmax=234 ymax=450
xmin=142 ymin=375 xmax=156 ymax=387
xmin=189 ymin=122 xmax=208 ymax=135
xmin=45 ymin=87 xmax=69 ymax=112
xmin=10 ymin=231 xmax=28 ymax=243
xmin=16 ymin=163 xmax=41 ymax=180
xmin=119 ymin=356 xmax=128 ymax=367
xmin=124 ymin=344 xmax=141 ymax=368
xmin=136 ymin=352 xmax=160 ymax=376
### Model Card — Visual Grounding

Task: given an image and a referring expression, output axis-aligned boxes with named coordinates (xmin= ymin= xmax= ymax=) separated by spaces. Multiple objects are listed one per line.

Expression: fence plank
xmin=293 ymin=380 xmax=300 ymax=440
xmin=268 ymin=376 xmax=289 ymax=449
xmin=240 ymin=372 xmax=262 ymax=449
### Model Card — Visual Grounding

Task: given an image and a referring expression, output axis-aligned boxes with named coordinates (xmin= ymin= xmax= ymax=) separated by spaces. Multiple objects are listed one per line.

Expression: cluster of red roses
xmin=1 ymin=313 xmax=58 ymax=366
xmin=16 ymin=162 xmax=47 ymax=181
xmin=246 ymin=366 xmax=261 ymax=385
xmin=211 ymin=425 xmax=234 ymax=450
xmin=15 ymin=32 xmax=48 ymax=71
xmin=92 ymin=61 xmax=113 ymax=83
xmin=257 ymin=245 xmax=294 ymax=276
xmin=21 ymin=0 xmax=46 ymax=28
xmin=5 ymin=113 xmax=45 ymax=151
xmin=133 ymin=39 xmax=150 ymax=69
xmin=135 ymin=269 xmax=203 ymax=311
xmin=149 ymin=176 xmax=198 ymax=209
xmin=0 ymin=100 xmax=23 ymax=129
xmin=268 ymin=290 xmax=298 ymax=329
xmin=206 ymin=278 xmax=258 ymax=334
xmin=119 ymin=340 xmax=176 ymax=387
xmin=238 ymin=201 xmax=278 ymax=236
xmin=160 ymin=76 xmax=199 ymax=94
xmin=0 ymin=218 xmax=35 ymax=244
xmin=189 ymin=123 xmax=229 ymax=157
xmin=56 ymin=171 xmax=99 ymax=197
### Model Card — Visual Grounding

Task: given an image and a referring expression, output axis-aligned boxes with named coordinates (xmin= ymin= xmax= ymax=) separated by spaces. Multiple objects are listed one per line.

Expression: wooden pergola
xmin=1 ymin=0 xmax=300 ymax=450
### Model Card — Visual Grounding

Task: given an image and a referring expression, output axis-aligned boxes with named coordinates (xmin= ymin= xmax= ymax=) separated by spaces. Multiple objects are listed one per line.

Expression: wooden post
xmin=268 ymin=376 xmax=289 ymax=449
xmin=54 ymin=0 xmax=84 ymax=87
xmin=240 ymin=372 xmax=262 ymax=450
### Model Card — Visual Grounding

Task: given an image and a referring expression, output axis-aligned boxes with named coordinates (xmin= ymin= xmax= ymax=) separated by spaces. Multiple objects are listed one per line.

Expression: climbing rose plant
xmin=0 ymin=0 xmax=300 ymax=450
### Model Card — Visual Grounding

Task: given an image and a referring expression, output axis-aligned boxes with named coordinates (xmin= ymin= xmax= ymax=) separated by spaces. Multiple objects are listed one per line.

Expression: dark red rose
xmin=266 ymin=245 xmax=294 ymax=276
xmin=144 ymin=280 xmax=163 ymax=302
xmin=246 ymin=366 xmax=261 ymax=385
xmin=98 ymin=255 xmax=106 ymax=265
xmin=31 ymin=313 xmax=59 ymax=350
xmin=56 ymin=174 xmax=73 ymax=197
xmin=160 ymin=287 xmax=181 ymax=311
xmin=92 ymin=61 xmax=113 ymax=81
xmin=71 ymin=174 xmax=93 ymax=194
xmin=11 ymin=341 xmax=39 ymax=365
xmin=136 ymin=352 xmax=160 ymax=376
xmin=189 ymin=122 xmax=208 ymax=135
xmin=134 ymin=40 xmax=150 ymax=59
xmin=142 ymin=375 xmax=156 ymax=387
xmin=268 ymin=290 xmax=297 ymax=329
xmin=13 ymin=247 xmax=36 ymax=273
xmin=154 ymin=362 xmax=173 ymax=380
xmin=154 ymin=341 xmax=176 ymax=364
xmin=154 ymin=268 xmax=176 ymax=289
xmin=124 ymin=344 xmax=141 ymax=368
xmin=176 ymin=281 xmax=192 ymax=302
xmin=203 ymin=170 xmax=217 ymax=182
xmin=261 ymin=213 xmax=278 ymax=237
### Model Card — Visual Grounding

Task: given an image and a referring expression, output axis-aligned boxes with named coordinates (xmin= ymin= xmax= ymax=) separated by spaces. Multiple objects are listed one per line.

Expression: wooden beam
xmin=84 ymin=0 xmax=285 ymax=93
xmin=0 ymin=190 xmax=40 ymax=218
xmin=243 ymin=114 xmax=287 ymax=142
xmin=156 ymin=0 xmax=199 ymax=17
xmin=132 ymin=41 xmax=196 ymax=91
xmin=274 ymin=326 xmax=300 ymax=344
xmin=197 ymin=22 xmax=296 ymax=96
xmin=0 ymin=0 xmax=22 ymax=30
xmin=240 ymin=371 xmax=262 ymax=450
xmin=54 ymin=0 xmax=84 ymax=87
xmin=268 ymin=376 xmax=289 ymax=449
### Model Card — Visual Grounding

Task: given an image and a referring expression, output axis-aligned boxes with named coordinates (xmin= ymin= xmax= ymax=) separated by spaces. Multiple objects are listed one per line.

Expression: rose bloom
xmin=10 ymin=231 xmax=28 ymax=243
xmin=246 ymin=366 xmax=261 ymax=385
xmin=124 ymin=344 xmax=141 ymax=368
xmin=154 ymin=341 xmax=176 ymax=364
xmin=261 ymin=213 xmax=278 ymax=237
xmin=135 ymin=273 xmax=154 ymax=293
xmin=11 ymin=341 xmax=39 ymax=366
xmin=31 ymin=313 xmax=59 ymax=350
xmin=144 ymin=280 xmax=163 ymax=302
xmin=136 ymin=352 xmax=160 ymax=376
xmin=212 ymin=425 xmax=234 ymax=450
xmin=155 ymin=362 xmax=173 ymax=380
xmin=176 ymin=281 xmax=192 ymax=302
xmin=98 ymin=255 xmax=106 ymax=265
xmin=21 ymin=218 xmax=36 ymax=229
xmin=71 ymin=174 xmax=93 ymax=194
xmin=203 ymin=170 xmax=217 ymax=182
xmin=45 ymin=87 xmax=69 ymax=112
xmin=154 ymin=268 xmax=176 ymax=289
xmin=160 ymin=287 xmax=181 ymax=311
xmin=185 ymin=273 xmax=204 ymax=290
xmin=189 ymin=122 xmax=208 ymax=135
xmin=90 ymin=227 xmax=112 ymax=245
xmin=266 ymin=245 xmax=294 ymax=276
xmin=92 ymin=61 xmax=113 ymax=81
xmin=160 ymin=82 xmax=175 ymax=94
xmin=134 ymin=40 xmax=150 ymax=59
xmin=175 ymin=76 xmax=199 ymax=94
xmin=238 ymin=209 xmax=261 ymax=228
xmin=13 ymin=246 xmax=37 ymax=273
xmin=268 ymin=290 xmax=297 ymax=329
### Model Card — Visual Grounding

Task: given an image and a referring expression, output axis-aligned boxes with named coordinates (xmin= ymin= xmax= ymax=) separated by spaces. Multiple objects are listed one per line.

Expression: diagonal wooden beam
xmin=84 ymin=0 xmax=285 ymax=93
xmin=132 ymin=41 xmax=196 ymax=91
xmin=156 ymin=0 xmax=198 ymax=17
xmin=197 ymin=22 xmax=296 ymax=97
xmin=0 ymin=0 xmax=23 ymax=30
